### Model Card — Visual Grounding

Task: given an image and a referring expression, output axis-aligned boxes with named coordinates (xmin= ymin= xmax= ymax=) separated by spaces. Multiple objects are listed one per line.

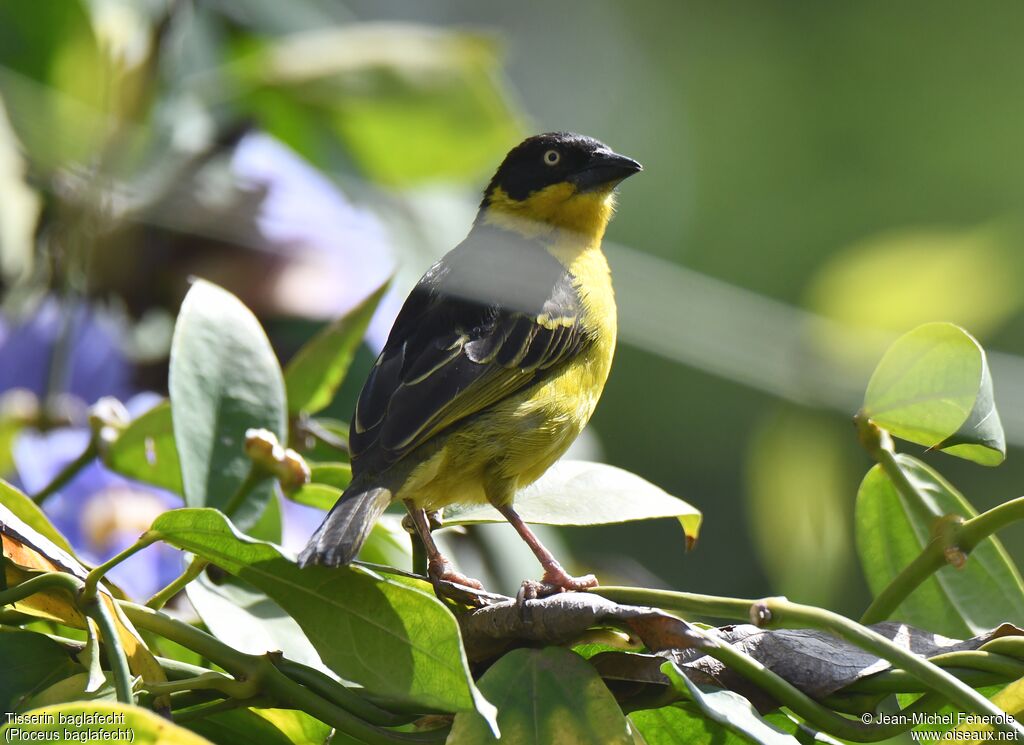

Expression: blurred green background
xmin=4 ymin=0 xmax=1024 ymax=618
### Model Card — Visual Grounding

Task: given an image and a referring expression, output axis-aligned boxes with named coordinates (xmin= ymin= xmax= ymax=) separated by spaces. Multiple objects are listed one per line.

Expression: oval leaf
xmin=863 ymin=322 xmax=1005 ymax=465
xmin=150 ymin=508 xmax=496 ymax=727
xmin=169 ymin=280 xmax=287 ymax=529
xmin=105 ymin=401 xmax=183 ymax=495
xmin=444 ymin=460 xmax=701 ymax=544
xmin=661 ymin=661 xmax=800 ymax=745
xmin=855 ymin=454 xmax=1024 ymax=637
xmin=0 ymin=702 xmax=213 ymax=744
xmin=448 ymin=647 xmax=631 ymax=745
xmin=285 ymin=283 xmax=388 ymax=416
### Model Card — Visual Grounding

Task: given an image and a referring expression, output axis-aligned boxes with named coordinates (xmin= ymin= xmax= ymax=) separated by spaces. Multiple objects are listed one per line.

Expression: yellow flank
xmin=398 ymin=182 xmax=619 ymax=511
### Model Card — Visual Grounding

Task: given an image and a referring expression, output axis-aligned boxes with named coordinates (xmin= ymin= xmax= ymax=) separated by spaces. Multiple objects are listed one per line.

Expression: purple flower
xmin=11 ymin=393 xmax=184 ymax=599
xmin=0 ymin=297 xmax=134 ymax=405
xmin=231 ymin=133 xmax=395 ymax=321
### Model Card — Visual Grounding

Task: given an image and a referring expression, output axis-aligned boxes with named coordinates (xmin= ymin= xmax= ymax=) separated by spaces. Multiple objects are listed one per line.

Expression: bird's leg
xmin=496 ymin=503 xmax=598 ymax=598
xmin=402 ymin=500 xmax=483 ymax=590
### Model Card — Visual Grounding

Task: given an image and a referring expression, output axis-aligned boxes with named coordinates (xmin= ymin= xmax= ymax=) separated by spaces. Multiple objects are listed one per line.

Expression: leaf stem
xmin=221 ymin=465 xmax=270 ymax=519
xmin=0 ymin=570 xmax=83 ymax=605
xmin=679 ymin=625 xmax=942 ymax=741
xmin=81 ymin=596 xmax=134 ymax=704
xmin=31 ymin=441 xmax=98 ymax=505
xmin=82 ymin=532 xmax=159 ymax=603
xmin=756 ymin=596 xmax=1024 ymax=738
xmin=855 ymin=414 xmax=937 ymax=522
xmin=119 ymin=602 xmax=446 ymax=743
xmin=860 ymin=496 xmax=1024 ymax=625
xmin=841 ymin=650 xmax=1024 ymax=694
xmin=592 ymin=586 xmax=754 ymax=621
xmin=146 ymin=557 xmax=209 ymax=610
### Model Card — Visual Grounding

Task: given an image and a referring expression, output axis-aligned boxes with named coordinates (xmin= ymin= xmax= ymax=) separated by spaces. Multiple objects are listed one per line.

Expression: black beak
xmin=573 ymin=150 xmax=643 ymax=192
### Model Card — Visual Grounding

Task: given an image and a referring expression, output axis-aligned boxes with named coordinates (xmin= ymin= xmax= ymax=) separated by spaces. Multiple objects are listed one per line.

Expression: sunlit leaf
xmin=169 ymin=280 xmax=287 ymax=529
xmin=947 ymin=679 xmax=1024 ymax=743
xmin=0 ymin=501 xmax=168 ymax=692
xmin=448 ymin=647 xmax=631 ymax=744
xmin=236 ymin=24 xmax=522 ymax=185
xmin=863 ymin=322 xmax=1004 ymax=465
xmin=285 ymin=283 xmax=388 ymax=416
xmin=0 ymin=0 xmax=112 ymax=172
xmin=309 ymin=462 xmax=352 ymax=490
xmin=0 ymin=702 xmax=213 ymax=743
xmin=856 ymin=455 xmax=1024 ymax=636
xmin=151 ymin=508 xmax=496 ymax=726
xmin=444 ymin=460 xmax=701 ymax=544
xmin=21 ymin=672 xmax=117 ymax=709
xmin=661 ymin=662 xmax=799 ymax=745
xmin=105 ymin=401 xmax=183 ymax=495
xmin=286 ymin=482 xmax=341 ymax=511
xmin=0 ymin=478 xmax=74 ymax=554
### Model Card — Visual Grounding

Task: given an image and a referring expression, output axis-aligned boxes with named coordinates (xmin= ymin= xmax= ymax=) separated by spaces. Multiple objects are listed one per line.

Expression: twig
xmin=860 ymin=496 xmax=1024 ymax=625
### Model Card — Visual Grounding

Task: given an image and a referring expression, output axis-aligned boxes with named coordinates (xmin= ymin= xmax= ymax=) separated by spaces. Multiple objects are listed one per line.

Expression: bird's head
xmin=479 ymin=132 xmax=642 ymax=239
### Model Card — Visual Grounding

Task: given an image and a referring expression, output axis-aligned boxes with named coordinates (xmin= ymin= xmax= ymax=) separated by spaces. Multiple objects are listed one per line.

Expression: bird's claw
xmin=517 ymin=570 xmax=599 ymax=602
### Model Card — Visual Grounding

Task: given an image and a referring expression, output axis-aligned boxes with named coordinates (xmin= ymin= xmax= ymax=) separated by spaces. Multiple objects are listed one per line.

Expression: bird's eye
xmin=543 ymin=149 xmax=560 ymax=166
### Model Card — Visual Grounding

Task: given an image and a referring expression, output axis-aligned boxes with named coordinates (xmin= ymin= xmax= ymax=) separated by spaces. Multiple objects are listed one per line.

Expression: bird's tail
xmin=297 ymin=483 xmax=392 ymax=568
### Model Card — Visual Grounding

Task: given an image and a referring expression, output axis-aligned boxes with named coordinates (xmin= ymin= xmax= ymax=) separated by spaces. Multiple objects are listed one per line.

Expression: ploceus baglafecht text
xmin=299 ymin=132 xmax=642 ymax=596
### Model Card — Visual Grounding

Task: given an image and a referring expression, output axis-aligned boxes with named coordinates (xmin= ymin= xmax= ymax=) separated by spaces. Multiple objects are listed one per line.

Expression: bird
xmin=298 ymin=132 xmax=642 ymax=597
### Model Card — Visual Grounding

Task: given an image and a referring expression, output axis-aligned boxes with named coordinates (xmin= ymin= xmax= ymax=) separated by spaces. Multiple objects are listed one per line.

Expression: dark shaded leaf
xmin=448 ymin=647 xmax=632 ymax=744
xmin=0 ymin=629 xmax=83 ymax=711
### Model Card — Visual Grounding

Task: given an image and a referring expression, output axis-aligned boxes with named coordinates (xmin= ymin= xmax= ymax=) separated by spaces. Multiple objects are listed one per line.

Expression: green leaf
xmin=630 ymin=706 xmax=747 ymax=745
xmin=661 ymin=662 xmax=800 ymax=745
xmin=151 ymin=508 xmax=496 ymax=725
xmin=105 ymin=401 xmax=183 ymax=495
xmin=0 ymin=0 xmax=112 ymax=172
xmin=185 ymin=572 xmax=329 ymax=674
xmin=285 ymin=283 xmax=388 ymax=416
xmin=287 ymin=482 xmax=342 ymax=511
xmin=309 ymin=462 xmax=352 ymax=490
xmin=0 ymin=702 xmax=214 ymax=744
xmin=169 ymin=280 xmax=287 ymax=530
xmin=444 ymin=460 xmax=701 ymax=544
xmin=948 ymin=679 xmax=1024 ymax=743
xmin=185 ymin=707 xmax=331 ymax=745
xmin=238 ymin=25 xmax=522 ymax=186
xmin=359 ymin=517 xmax=414 ymax=568
xmin=862 ymin=322 xmax=1005 ymax=465
xmin=855 ymin=455 xmax=1024 ymax=636
xmin=0 ymin=629 xmax=83 ymax=711
xmin=21 ymin=672 xmax=117 ymax=709
xmin=0 ymin=478 xmax=74 ymax=554
xmin=448 ymin=647 xmax=631 ymax=745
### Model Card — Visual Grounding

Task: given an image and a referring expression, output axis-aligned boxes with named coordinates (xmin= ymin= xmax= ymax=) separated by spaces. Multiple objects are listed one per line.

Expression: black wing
xmin=349 ymin=226 xmax=588 ymax=477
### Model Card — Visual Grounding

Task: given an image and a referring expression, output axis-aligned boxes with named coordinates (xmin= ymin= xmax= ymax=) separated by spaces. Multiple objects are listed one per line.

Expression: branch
xmin=860 ymin=496 xmax=1024 ymax=625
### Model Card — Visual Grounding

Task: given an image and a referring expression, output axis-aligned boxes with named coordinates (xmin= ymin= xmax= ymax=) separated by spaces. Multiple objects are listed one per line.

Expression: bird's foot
xmin=517 ymin=565 xmax=599 ymax=602
xmin=428 ymin=558 xmax=484 ymax=591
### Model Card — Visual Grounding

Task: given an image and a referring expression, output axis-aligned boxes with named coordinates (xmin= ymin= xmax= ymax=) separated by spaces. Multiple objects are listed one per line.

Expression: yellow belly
xmin=399 ymin=247 xmax=617 ymax=512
